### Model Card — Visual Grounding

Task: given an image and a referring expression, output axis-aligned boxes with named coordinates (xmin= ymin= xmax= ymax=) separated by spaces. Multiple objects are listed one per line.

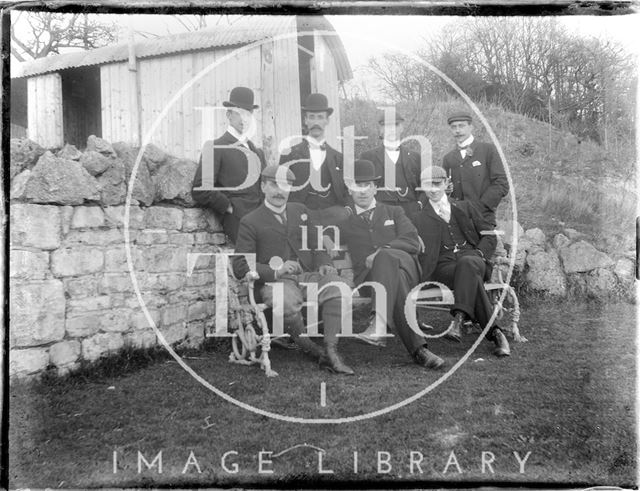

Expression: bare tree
xmin=11 ymin=11 xmax=117 ymax=61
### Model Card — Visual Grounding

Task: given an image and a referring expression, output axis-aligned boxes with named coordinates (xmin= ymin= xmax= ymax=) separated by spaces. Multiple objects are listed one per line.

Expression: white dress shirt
xmin=429 ymin=195 xmax=451 ymax=223
xmin=383 ymin=139 xmax=401 ymax=164
xmin=354 ymin=198 xmax=377 ymax=216
xmin=458 ymin=135 xmax=474 ymax=158
xmin=227 ymin=126 xmax=249 ymax=148
xmin=306 ymin=136 xmax=327 ymax=171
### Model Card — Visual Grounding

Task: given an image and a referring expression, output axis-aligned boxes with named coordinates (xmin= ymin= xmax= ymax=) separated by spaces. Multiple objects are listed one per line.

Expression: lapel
xmin=259 ymin=203 xmax=287 ymax=234
xmin=371 ymin=203 xmax=388 ymax=230
xmin=324 ymin=144 xmax=342 ymax=192
xmin=450 ymin=202 xmax=476 ymax=245
xmin=424 ymin=200 xmax=444 ymax=223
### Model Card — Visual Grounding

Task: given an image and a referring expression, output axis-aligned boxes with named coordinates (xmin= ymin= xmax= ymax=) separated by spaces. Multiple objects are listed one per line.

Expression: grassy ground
xmin=9 ymin=301 xmax=636 ymax=488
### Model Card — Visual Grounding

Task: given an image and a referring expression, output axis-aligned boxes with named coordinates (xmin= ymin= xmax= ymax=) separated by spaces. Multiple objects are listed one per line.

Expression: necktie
xmin=360 ymin=209 xmax=373 ymax=224
xmin=274 ymin=211 xmax=287 ymax=226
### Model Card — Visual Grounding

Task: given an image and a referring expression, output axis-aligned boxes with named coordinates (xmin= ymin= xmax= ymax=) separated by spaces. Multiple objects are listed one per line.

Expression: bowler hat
xmin=447 ymin=111 xmax=472 ymax=125
xmin=261 ymin=165 xmax=295 ymax=185
xmin=353 ymin=159 xmax=381 ymax=183
xmin=223 ymin=87 xmax=259 ymax=112
xmin=301 ymin=93 xmax=334 ymax=115
xmin=378 ymin=110 xmax=405 ymax=124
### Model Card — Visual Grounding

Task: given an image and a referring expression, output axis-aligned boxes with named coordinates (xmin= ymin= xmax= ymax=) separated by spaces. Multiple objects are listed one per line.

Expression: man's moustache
xmin=309 ymin=125 xmax=322 ymax=131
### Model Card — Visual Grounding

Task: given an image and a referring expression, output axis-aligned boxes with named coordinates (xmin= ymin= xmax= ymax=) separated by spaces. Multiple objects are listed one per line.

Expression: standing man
xmin=442 ymin=112 xmax=509 ymax=226
xmin=233 ymin=166 xmax=354 ymax=375
xmin=360 ymin=110 xmax=424 ymax=217
xmin=411 ymin=166 xmax=510 ymax=357
xmin=192 ymin=86 xmax=266 ymax=243
xmin=278 ymin=93 xmax=350 ymax=227
xmin=339 ymin=159 xmax=444 ymax=370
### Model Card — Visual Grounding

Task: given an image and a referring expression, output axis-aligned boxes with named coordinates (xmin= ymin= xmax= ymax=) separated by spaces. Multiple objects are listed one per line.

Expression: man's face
xmin=304 ymin=111 xmax=330 ymax=139
xmin=449 ymin=121 xmax=473 ymax=144
xmin=349 ymin=181 xmax=377 ymax=209
xmin=422 ymin=179 xmax=448 ymax=202
xmin=379 ymin=121 xmax=404 ymax=142
xmin=227 ymin=107 xmax=254 ymax=135
xmin=261 ymin=178 xmax=290 ymax=208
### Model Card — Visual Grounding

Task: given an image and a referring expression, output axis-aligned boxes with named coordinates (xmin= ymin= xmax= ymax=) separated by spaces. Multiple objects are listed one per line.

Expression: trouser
xmin=432 ymin=252 xmax=496 ymax=330
xmin=364 ymin=248 xmax=425 ymax=355
xmin=259 ymin=271 xmax=345 ymax=347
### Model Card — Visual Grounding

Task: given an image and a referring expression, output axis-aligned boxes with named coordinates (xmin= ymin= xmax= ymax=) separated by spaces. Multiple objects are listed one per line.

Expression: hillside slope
xmin=340 ymin=97 xmax=636 ymax=254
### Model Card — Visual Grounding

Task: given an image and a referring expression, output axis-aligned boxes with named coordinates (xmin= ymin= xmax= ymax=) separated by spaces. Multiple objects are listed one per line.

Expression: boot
xmin=444 ymin=311 xmax=464 ymax=343
xmin=413 ymin=346 xmax=445 ymax=370
xmin=321 ymin=344 xmax=355 ymax=375
xmin=286 ymin=314 xmax=325 ymax=361
xmin=488 ymin=327 xmax=511 ymax=357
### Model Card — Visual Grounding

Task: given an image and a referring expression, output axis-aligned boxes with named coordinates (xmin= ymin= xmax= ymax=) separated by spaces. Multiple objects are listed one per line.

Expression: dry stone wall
xmin=10 ymin=136 xmax=227 ymax=379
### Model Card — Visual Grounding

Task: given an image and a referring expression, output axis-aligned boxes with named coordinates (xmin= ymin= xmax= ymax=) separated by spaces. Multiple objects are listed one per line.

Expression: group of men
xmin=191 ymin=86 xmax=510 ymax=375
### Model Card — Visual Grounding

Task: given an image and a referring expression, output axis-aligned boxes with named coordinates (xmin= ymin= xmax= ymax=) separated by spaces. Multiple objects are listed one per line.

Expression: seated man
xmin=338 ymin=159 xmax=444 ymax=370
xmin=411 ymin=165 xmax=510 ymax=357
xmin=233 ymin=165 xmax=354 ymax=375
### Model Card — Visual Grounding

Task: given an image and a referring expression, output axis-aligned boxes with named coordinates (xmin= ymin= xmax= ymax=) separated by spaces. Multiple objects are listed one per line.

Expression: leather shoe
xmin=413 ymin=346 xmax=445 ymax=370
xmin=490 ymin=328 xmax=511 ymax=357
xmin=355 ymin=313 xmax=387 ymax=347
xmin=444 ymin=311 xmax=464 ymax=343
xmin=321 ymin=347 xmax=355 ymax=375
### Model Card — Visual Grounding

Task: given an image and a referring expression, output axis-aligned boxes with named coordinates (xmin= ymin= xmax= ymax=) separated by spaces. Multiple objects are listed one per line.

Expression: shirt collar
xmin=383 ymin=139 xmax=401 ymax=150
xmin=227 ymin=126 xmax=249 ymax=145
xmin=306 ymin=136 xmax=326 ymax=149
xmin=354 ymin=198 xmax=377 ymax=215
xmin=458 ymin=135 xmax=474 ymax=148
xmin=264 ymin=200 xmax=286 ymax=215
xmin=429 ymin=194 xmax=449 ymax=208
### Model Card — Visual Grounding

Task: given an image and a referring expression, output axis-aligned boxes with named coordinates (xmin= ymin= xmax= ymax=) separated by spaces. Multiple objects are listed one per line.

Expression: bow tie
xmin=308 ymin=141 xmax=327 ymax=151
xmin=385 ymin=145 xmax=400 ymax=152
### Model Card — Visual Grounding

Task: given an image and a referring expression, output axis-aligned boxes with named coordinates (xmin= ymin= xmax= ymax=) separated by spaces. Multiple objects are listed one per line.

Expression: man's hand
xmin=276 ymin=260 xmax=302 ymax=278
xmin=244 ymin=271 xmax=259 ymax=282
xmin=445 ymin=181 xmax=454 ymax=195
xmin=365 ymin=249 xmax=380 ymax=269
xmin=226 ymin=204 xmax=234 ymax=214
xmin=319 ymin=264 xmax=337 ymax=276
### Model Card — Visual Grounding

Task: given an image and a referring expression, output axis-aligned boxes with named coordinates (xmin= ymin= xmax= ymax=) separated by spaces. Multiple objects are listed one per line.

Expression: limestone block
xmin=71 ymin=206 xmax=105 ymax=228
xmin=79 ymin=150 xmax=111 ymax=176
xmin=104 ymin=246 xmax=144 ymax=272
xmin=586 ymin=268 xmax=618 ymax=298
xmin=10 ymin=249 xmax=49 ymax=280
xmin=144 ymin=273 xmax=186 ymax=291
xmin=525 ymin=250 xmax=567 ymax=296
xmin=187 ymin=300 xmax=214 ymax=322
xmin=99 ymin=273 xmax=139 ymax=294
xmin=10 ymin=348 xmax=49 ymax=377
xmin=61 ymin=206 xmax=74 ymax=235
xmin=142 ymin=246 xmax=188 ymax=273
xmin=185 ymin=322 xmax=205 ymax=348
xmin=186 ymin=271 xmax=214 ymax=287
xmin=86 ymin=135 xmax=116 ymax=156
xmin=524 ymin=228 xmax=546 ymax=246
xmin=10 ymin=138 xmax=45 ymax=179
xmin=182 ymin=208 xmax=209 ymax=232
xmin=168 ymin=232 xmax=194 ymax=246
xmin=63 ymin=276 xmax=99 ymax=298
xmin=564 ymin=228 xmax=585 ymax=241
xmin=82 ymin=333 xmax=124 ymax=362
xmin=560 ymin=241 xmax=615 ymax=274
xmin=64 ymin=229 xmax=125 ymax=246
xmin=100 ymin=309 xmax=132 ymax=332
xmin=49 ymin=340 xmax=81 ymax=367
xmin=161 ymin=303 xmax=188 ymax=326
xmin=51 ymin=248 xmax=104 ymax=277
xmin=24 ymin=151 xmax=100 ymax=205
xmin=97 ymin=158 xmax=127 ymax=205
xmin=158 ymin=323 xmax=187 ymax=345
xmin=66 ymin=312 xmax=102 ymax=338
xmin=11 ymin=204 xmax=61 ymax=250
xmin=141 ymin=143 xmax=169 ymax=174
xmin=67 ymin=295 xmax=111 ymax=314
xmin=124 ymin=329 xmax=157 ymax=349
xmin=10 ymin=280 xmax=65 ymax=347
xmin=136 ymin=230 xmax=168 ymax=245
xmin=56 ymin=144 xmax=82 ymax=161
xmin=129 ymin=309 xmax=161 ymax=330
xmin=153 ymin=158 xmax=197 ymax=206
xmin=552 ymin=233 xmax=571 ymax=250
xmin=103 ymin=205 xmax=144 ymax=229
xmin=194 ymin=232 xmax=226 ymax=245
xmin=614 ymin=258 xmax=635 ymax=283
xmin=10 ymin=169 xmax=30 ymax=199
xmin=144 ymin=207 xmax=183 ymax=230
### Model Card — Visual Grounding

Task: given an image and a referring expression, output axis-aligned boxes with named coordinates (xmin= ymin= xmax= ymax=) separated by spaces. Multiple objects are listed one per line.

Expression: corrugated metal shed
xmin=12 ymin=15 xmax=352 ymax=81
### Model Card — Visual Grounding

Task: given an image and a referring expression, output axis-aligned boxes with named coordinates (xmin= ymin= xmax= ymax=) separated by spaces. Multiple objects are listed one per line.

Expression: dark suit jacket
xmin=360 ymin=144 xmax=425 ymax=213
xmin=233 ymin=202 xmax=332 ymax=285
xmin=192 ymin=131 xmax=266 ymax=218
xmin=278 ymin=139 xmax=349 ymax=207
xmin=442 ymin=139 xmax=508 ymax=214
xmin=339 ymin=203 xmax=420 ymax=285
xmin=411 ymin=199 xmax=496 ymax=282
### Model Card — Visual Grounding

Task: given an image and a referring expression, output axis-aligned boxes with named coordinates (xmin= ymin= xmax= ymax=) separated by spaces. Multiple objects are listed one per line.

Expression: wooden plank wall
xmin=313 ymin=33 xmax=341 ymax=150
xmin=27 ymin=73 xmax=63 ymax=148
xmin=101 ymin=62 xmax=140 ymax=146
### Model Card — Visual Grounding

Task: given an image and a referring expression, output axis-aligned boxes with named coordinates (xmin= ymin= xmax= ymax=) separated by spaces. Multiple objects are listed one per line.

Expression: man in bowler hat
xmin=359 ymin=110 xmax=425 ymax=217
xmin=192 ymin=86 xmax=267 ymax=243
xmin=442 ymin=112 xmax=509 ymax=226
xmin=278 ymin=93 xmax=350 ymax=227
xmin=339 ymin=159 xmax=445 ymax=370
xmin=233 ymin=165 xmax=355 ymax=375
xmin=411 ymin=166 xmax=510 ymax=357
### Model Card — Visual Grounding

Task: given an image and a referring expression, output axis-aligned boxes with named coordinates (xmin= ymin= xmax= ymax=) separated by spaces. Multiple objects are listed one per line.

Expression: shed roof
xmin=11 ymin=15 xmax=352 ymax=81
